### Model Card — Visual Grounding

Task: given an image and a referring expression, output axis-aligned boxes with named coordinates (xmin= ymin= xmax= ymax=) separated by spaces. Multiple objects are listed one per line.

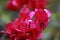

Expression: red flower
xmin=34 ymin=9 xmax=49 ymax=31
xmin=35 ymin=0 xmax=47 ymax=9
xmin=34 ymin=9 xmax=48 ymax=22
xmin=5 ymin=0 xmax=51 ymax=40
xmin=27 ymin=0 xmax=47 ymax=9
xmin=27 ymin=0 xmax=36 ymax=9
xmin=6 ymin=17 xmax=43 ymax=40
xmin=6 ymin=0 xmax=22 ymax=11
xmin=19 ymin=7 xmax=30 ymax=20
xmin=24 ymin=18 xmax=42 ymax=40
xmin=6 ymin=8 xmax=50 ymax=40
xmin=6 ymin=22 xmax=15 ymax=35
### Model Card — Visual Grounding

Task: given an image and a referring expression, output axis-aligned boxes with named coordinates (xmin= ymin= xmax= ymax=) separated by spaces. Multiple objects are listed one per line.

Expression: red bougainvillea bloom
xmin=6 ymin=22 xmax=16 ymax=35
xmin=6 ymin=0 xmax=22 ymax=11
xmin=4 ymin=0 xmax=51 ymax=40
xmin=27 ymin=0 xmax=36 ymax=9
xmin=6 ymin=8 xmax=51 ymax=40
xmin=6 ymin=0 xmax=30 ymax=11
xmin=44 ymin=9 xmax=51 ymax=23
xmin=24 ymin=19 xmax=42 ymax=40
xmin=7 ymin=2 xmax=19 ymax=11
xmin=19 ymin=7 xmax=30 ymax=20
xmin=27 ymin=0 xmax=47 ymax=9
xmin=34 ymin=9 xmax=49 ymax=31
xmin=6 ymin=16 xmax=47 ymax=40
xmin=6 ymin=18 xmax=26 ymax=40
xmin=44 ymin=9 xmax=51 ymax=18
xmin=35 ymin=0 xmax=47 ymax=9
xmin=34 ymin=9 xmax=48 ymax=22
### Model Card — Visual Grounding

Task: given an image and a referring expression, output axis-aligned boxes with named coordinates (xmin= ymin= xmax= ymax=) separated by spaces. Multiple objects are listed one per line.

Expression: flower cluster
xmin=6 ymin=0 xmax=47 ymax=11
xmin=5 ymin=0 xmax=51 ymax=40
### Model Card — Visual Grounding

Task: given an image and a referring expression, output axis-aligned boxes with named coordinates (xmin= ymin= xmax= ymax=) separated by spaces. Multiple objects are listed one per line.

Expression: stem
xmin=0 ymin=30 xmax=9 ymax=35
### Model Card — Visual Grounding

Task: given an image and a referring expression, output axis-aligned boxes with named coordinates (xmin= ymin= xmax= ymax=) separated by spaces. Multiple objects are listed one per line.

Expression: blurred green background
xmin=0 ymin=0 xmax=60 ymax=40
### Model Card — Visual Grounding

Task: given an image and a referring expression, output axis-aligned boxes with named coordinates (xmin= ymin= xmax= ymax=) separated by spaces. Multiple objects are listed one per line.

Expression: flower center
xmin=40 ymin=22 xmax=44 ymax=27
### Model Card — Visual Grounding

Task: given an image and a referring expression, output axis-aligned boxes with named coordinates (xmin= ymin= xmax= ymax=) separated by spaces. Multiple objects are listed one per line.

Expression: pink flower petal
xmin=29 ymin=11 xmax=35 ymax=18
xmin=44 ymin=9 xmax=51 ymax=18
